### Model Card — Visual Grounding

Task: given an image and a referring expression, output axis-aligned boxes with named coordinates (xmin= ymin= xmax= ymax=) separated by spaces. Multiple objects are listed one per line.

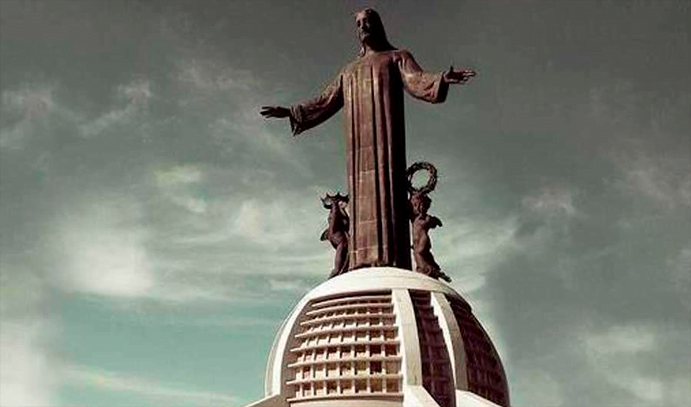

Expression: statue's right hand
xmin=260 ymin=106 xmax=291 ymax=119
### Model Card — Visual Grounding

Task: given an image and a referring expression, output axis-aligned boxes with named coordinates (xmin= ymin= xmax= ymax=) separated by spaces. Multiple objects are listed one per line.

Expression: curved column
xmin=391 ymin=289 xmax=422 ymax=387
xmin=430 ymin=292 xmax=468 ymax=391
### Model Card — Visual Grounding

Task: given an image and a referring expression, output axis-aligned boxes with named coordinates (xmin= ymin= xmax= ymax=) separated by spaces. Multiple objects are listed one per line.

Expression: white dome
xmin=251 ymin=267 xmax=509 ymax=407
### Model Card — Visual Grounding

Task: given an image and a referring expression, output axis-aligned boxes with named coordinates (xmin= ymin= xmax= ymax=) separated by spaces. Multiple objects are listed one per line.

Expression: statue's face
xmin=411 ymin=194 xmax=430 ymax=216
xmin=355 ymin=11 xmax=377 ymax=45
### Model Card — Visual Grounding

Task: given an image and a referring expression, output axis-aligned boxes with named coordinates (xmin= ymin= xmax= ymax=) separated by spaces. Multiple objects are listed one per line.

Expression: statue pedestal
xmin=245 ymin=268 xmax=510 ymax=407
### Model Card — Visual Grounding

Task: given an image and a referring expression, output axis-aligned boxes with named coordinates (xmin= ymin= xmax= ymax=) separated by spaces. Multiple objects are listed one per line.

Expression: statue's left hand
xmin=443 ymin=66 xmax=477 ymax=84
xmin=431 ymin=216 xmax=443 ymax=228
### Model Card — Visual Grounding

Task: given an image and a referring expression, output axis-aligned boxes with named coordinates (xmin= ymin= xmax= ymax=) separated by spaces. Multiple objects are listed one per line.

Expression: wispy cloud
xmin=143 ymin=282 xmax=241 ymax=305
xmin=510 ymin=185 xmax=583 ymax=253
xmin=171 ymin=50 xmax=310 ymax=175
xmin=208 ymin=109 xmax=310 ymax=175
xmin=0 ymin=319 xmax=58 ymax=407
xmin=435 ymin=215 xmax=519 ymax=292
xmin=165 ymin=182 xmax=328 ymax=252
xmin=119 ymin=80 xmax=153 ymax=105
xmin=154 ymin=164 xmax=208 ymax=214
xmin=78 ymin=79 xmax=152 ymax=138
xmin=522 ymin=185 xmax=578 ymax=217
xmin=42 ymin=180 xmax=330 ymax=306
xmin=611 ymin=150 xmax=691 ymax=209
xmin=161 ymin=314 xmax=280 ymax=328
xmin=0 ymin=267 xmax=59 ymax=407
xmin=78 ymin=107 xmax=134 ymax=138
xmin=583 ymin=325 xmax=656 ymax=355
xmin=64 ymin=365 xmax=238 ymax=404
xmin=155 ymin=164 xmax=204 ymax=185
xmin=581 ymin=325 xmax=664 ymax=403
xmin=588 ymin=80 xmax=691 ymax=211
xmin=434 ymin=185 xmax=579 ymax=292
xmin=0 ymin=78 xmax=154 ymax=152
xmin=1 ymin=85 xmax=53 ymax=120
xmin=51 ymin=195 xmax=154 ymax=298
xmin=668 ymin=248 xmax=691 ymax=311
xmin=511 ymin=369 xmax=564 ymax=407
xmin=0 ymin=84 xmax=79 ymax=150
xmin=232 ymin=198 xmax=312 ymax=246
xmin=175 ymin=57 xmax=259 ymax=93
xmin=268 ymin=278 xmax=312 ymax=293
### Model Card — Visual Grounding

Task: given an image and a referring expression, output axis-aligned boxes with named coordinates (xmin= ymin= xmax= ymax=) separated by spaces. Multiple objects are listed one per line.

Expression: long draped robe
xmin=290 ymin=49 xmax=449 ymax=270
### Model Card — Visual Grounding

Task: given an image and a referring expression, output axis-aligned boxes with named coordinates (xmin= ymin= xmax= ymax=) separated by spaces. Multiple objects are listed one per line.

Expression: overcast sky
xmin=0 ymin=1 xmax=689 ymax=406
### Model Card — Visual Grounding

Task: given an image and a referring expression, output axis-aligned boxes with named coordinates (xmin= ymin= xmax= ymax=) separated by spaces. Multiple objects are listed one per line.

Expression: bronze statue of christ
xmin=261 ymin=8 xmax=476 ymax=271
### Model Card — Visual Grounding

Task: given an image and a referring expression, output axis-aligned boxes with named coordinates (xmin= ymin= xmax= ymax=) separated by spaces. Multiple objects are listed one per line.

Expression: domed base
xmin=245 ymin=268 xmax=509 ymax=407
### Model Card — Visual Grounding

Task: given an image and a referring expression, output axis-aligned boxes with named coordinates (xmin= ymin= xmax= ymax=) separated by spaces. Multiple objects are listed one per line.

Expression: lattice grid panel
xmin=286 ymin=291 xmax=402 ymax=401
xmin=447 ymin=296 xmax=509 ymax=406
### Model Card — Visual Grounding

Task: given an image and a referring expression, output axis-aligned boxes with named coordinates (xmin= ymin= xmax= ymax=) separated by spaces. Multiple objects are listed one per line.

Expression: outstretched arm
xmin=398 ymin=51 xmax=476 ymax=103
xmin=398 ymin=51 xmax=448 ymax=103
xmin=260 ymin=72 xmax=344 ymax=136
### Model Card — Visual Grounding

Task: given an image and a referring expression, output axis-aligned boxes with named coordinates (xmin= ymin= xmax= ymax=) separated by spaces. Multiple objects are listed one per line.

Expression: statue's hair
xmin=354 ymin=8 xmax=396 ymax=57
xmin=321 ymin=192 xmax=349 ymax=209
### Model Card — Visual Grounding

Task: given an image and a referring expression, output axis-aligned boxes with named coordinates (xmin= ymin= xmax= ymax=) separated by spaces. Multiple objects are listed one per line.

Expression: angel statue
xmin=320 ymin=193 xmax=350 ymax=278
xmin=407 ymin=162 xmax=451 ymax=282
xmin=410 ymin=192 xmax=451 ymax=282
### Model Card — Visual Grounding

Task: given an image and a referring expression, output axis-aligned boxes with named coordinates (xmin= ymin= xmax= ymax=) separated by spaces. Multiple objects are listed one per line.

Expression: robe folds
xmin=290 ymin=49 xmax=449 ymax=270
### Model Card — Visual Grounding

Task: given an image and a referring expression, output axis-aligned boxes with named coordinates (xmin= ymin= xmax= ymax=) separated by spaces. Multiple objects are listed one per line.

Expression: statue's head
xmin=410 ymin=192 xmax=431 ymax=216
xmin=354 ymin=8 xmax=395 ymax=56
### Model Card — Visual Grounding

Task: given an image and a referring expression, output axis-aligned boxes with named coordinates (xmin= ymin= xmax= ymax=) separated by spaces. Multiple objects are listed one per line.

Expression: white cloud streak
xmin=582 ymin=325 xmax=665 ymax=403
xmin=435 ymin=185 xmax=579 ymax=292
xmin=512 ymin=369 xmax=565 ymax=407
xmin=232 ymin=198 xmax=309 ymax=246
xmin=51 ymin=196 xmax=154 ymax=298
xmin=155 ymin=164 xmax=208 ymax=214
xmin=669 ymin=247 xmax=691 ymax=311
xmin=0 ymin=268 xmax=58 ymax=407
xmin=63 ymin=365 xmax=238 ymax=404
xmin=268 ymin=278 xmax=312 ymax=293
xmin=79 ymin=80 xmax=152 ymax=138
xmin=0 ymin=84 xmax=79 ymax=150
xmin=612 ymin=150 xmax=691 ymax=209
xmin=435 ymin=215 xmax=519 ymax=292
xmin=175 ymin=57 xmax=259 ymax=93
xmin=171 ymin=52 xmax=310 ymax=175
xmin=522 ymin=185 xmax=578 ymax=217
xmin=162 ymin=315 xmax=280 ymax=328
xmin=0 ymin=319 xmax=58 ymax=407
xmin=0 ymin=79 xmax=153 ymax=150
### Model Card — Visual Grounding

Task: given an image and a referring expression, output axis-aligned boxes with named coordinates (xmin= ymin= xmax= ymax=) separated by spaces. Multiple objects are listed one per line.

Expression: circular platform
xmin=262 ymin=267 xmax=510 ymax=407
